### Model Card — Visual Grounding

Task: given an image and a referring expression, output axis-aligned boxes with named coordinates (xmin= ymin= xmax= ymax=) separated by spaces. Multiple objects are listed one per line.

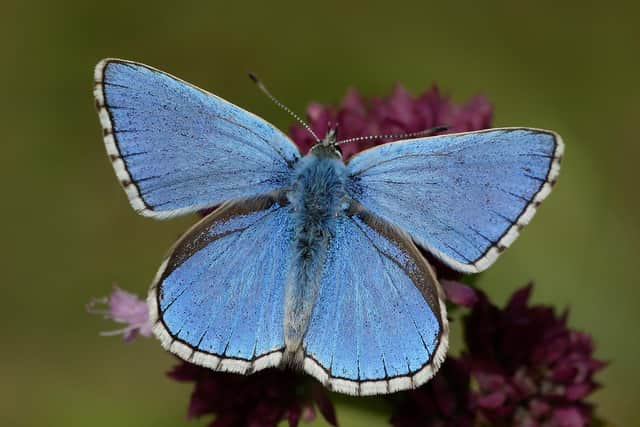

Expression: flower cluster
xmin=168 ymin=362 xmax=336 ymax=427
xmin=390 ymin=284 xmax=605 ymax=427
xmin=289 ymin=84 xmax=492 ymax=159
xmin=464 ymin=284 xmax=605 ymax=426
xmin=89 ymin=84 xmax=604 ymax=427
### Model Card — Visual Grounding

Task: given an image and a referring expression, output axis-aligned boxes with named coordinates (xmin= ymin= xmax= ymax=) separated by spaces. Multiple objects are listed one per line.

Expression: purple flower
xmin=168 ymin=361 xmax=337 ymax=427
xmin=464 ymin=284 xmax=605 ymax=427
xmin=289 ymin=84 xmax=492 ymax=159
xmin=86 ymin=285 xmax=151 ymax=342
xmin=86 ymin=285 xmax=152 ymax=341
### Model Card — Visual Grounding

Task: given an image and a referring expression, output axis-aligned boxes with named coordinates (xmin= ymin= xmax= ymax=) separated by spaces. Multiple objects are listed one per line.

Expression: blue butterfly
xmin=94 ymin=59 xmax=563 ymax=395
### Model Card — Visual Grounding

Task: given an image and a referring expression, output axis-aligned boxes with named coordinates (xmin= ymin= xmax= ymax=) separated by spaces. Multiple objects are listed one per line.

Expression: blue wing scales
xmin=94 ymin=59 xmax=300 ymax=218
xmin=302 ymin=207 xmax=448 ymax=395
xmin=148 ymin=195 xmax=294 ymax=372
xmin=346 ymin=128 xmax=563 ymax=273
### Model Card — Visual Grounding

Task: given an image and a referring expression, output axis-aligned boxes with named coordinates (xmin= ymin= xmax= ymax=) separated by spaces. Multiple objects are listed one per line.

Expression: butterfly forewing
xmin=346 ymin=128 xmax=563 ymax=273
xmin=94 ymin=59 xmax=300 ymax=218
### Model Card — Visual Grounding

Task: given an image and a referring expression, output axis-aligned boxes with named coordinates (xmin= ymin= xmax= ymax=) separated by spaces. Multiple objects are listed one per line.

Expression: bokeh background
xmin=2 ymin=1 xmax=638 ymax=425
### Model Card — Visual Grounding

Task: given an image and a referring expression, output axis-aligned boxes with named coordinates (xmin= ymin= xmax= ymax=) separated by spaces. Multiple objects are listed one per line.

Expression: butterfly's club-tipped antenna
xmin=248 ymin=72 xmax=320 ymax=143
xmin=335 ymin=125 xmax=450 ymax=146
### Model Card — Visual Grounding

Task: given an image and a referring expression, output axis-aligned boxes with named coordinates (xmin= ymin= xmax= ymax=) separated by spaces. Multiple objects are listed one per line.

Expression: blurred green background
xmin=2 ymin=0 xmax=638 ymax=425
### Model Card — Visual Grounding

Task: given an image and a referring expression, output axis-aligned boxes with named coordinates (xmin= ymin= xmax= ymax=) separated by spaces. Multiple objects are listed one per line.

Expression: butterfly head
xmin=310 ymin=127 xmax=342 ymax=159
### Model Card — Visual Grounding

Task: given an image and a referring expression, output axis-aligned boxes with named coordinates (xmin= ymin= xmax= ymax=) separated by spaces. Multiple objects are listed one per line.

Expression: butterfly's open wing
xmin=346 ymin=128 xmax=563 ymax=273
xmin=302 ymin=206 xmax=448 ymax=395
xmin=94 ymin=59 xmax=300 ymax=218
xmin=148 ymin=195 xmax=294 ymax=372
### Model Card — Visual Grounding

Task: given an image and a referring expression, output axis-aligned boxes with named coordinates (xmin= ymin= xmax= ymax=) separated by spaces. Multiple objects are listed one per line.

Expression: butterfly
xmin=94 ymin=59 xmax=563 ymax=396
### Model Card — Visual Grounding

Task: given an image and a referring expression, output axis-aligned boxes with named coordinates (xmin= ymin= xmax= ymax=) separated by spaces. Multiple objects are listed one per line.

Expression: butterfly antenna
xmin=248 ymin=72 xmax=320 ymax=143
xmin=336 ymin=125 xmax=450 ymax=146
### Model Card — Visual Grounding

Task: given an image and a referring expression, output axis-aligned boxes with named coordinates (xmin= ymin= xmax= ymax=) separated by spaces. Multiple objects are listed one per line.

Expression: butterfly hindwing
xmin=302 ymin=205 xmax=448 ymax=396
xmin=346 ymin=128 xmax=563 ymax=273
xmin=94 ymin=59 xmax=300 ymax=218
xmin=148 ymin=194 xmax=294 ymax=372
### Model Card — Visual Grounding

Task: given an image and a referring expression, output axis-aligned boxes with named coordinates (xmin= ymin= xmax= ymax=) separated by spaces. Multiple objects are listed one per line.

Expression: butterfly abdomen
xmin=282 ymin=153 xmax=349 ymax=365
